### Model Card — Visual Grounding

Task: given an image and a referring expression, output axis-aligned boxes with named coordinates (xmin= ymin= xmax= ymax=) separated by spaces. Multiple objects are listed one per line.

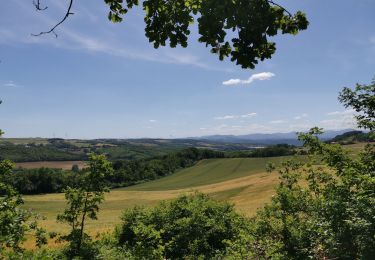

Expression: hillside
xmin=328 ymin=130 xmax=374 ymax=144
xmin=23 ymin=156 xmax=290 ymax=238
xmin=21 ymin=143 xmax=364 ymax=248
xmin=1 ymin=130 xmax=351 ymax=162
xmin=0 ymin=138 xmax=261 ymax=162
xmin=124 ymin=157 xmax=294 ymax=191
xmin=193 ymin=129 xmax=354 ymax=145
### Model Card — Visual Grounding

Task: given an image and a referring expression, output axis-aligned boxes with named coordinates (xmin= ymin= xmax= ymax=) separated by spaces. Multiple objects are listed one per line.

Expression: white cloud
xmin=149 ymin=119 xmax=157 ymax=123
xmin=321 ymin=109 xmax=356 ymax=130
xmin=214 ymin=115 xmax=236 ymax=120
xmin=3 ymin=81 xmax=19 ymax=87
xmin=294 ymin=113 xmax=308 ymax=120
xmin=214 ymin=112 xmax=257 ymax=120
xmin=319 ymin=118 xmax=356 ymax=130
xmin=326 ymin=109 xmax=355 ymax=116
xmin=240 ymin=113 xmax=257 ymax=118
xmin=222 ymin=72 xmax=275 ymax=86
xmin=287 ymin=122 xmax=314 ymax=131
xmin=270 ymin=120 xmax=286 ymax=124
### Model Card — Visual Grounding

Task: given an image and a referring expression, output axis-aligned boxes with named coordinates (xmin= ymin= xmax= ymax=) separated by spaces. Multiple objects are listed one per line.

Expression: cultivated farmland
xmin=23 ymin=157 xmax=285 ymax=239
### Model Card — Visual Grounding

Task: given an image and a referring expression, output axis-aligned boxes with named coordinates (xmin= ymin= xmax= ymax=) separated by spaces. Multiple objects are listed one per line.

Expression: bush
xmin=225 ymin=128 xmax=375 ymax=259
xmin=117 ymin=193 xmax=244 ymax=259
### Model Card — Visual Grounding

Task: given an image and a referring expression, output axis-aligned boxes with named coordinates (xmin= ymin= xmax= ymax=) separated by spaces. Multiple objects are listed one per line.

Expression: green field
xmin=20 ymin=142 xmax=367 ymax=249
xmin=125 ymin=156 xmax=294 ymax=191
xmin=23 ymin=156 xmax=289 ymax=246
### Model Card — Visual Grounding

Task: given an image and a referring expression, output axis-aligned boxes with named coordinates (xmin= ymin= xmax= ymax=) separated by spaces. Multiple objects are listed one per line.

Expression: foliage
xmin=9 ymin=168 xmax=81 ymax=195
xmin=5 ymin=145 xmax=295 ymax=195
xmin=111 ymin=148 xmax=225 ymax=187
xmin=104 ymin=0 xmax=308 ymax=69
xmin=0 ymin=137 xmax=46 ymax=255
xmin=224 ymin=128 xmax=375 ymax=258
xmin=117 ymin=193 xmax=244 ymax=259
xmin=328 ymin=130 xmax=374 ymax=144
xmin=250 ymin=144 xmax=296 ymax=157
xmin=339 ymin=77 xmax=375 ymax=131
xmin=224 ymin=78 xmax=375 ymax=258
xmin=0 ymin=141 xmax=85 ymax=162
xmin=0 ymin=137 xmax=258 ymax=162
xmin=57 ymin=153 xmax=113 ymax=259
xmin=5 ymin=148 xmax=225 ymax=195
xmin=2 ymin=248 xmax=63 ymax=260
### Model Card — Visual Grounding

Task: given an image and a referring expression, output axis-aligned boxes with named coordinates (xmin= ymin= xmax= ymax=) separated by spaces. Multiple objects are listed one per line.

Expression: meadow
xmin=23 ymin=157 xmax=286 ymax=241
xmin=21 ymin=143 xmax=365 ymax=248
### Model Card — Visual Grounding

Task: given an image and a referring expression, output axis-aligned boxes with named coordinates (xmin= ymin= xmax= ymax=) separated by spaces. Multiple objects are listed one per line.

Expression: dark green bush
xmin=117 ymin=193 xmax=244 ymax=259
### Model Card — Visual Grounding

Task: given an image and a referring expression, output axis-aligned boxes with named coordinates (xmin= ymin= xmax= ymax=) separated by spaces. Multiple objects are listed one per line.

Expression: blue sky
xmin=0 ymin=0 xmax=374 ymax=138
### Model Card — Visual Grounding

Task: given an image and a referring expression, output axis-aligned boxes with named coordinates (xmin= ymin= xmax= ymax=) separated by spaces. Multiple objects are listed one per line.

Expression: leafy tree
xmin=0 ymin=132 xmax=46 ymax=255
xmin=34 ymin=0 xmax=308 ymax=69
xmin=225 ymin=128 xmax=375 ymax=259
xmin=339 ymin=77 xmax=375 ymax=131
xmin=117 ymin=193 xmax=245 ymax=259
xmin=57 ymin=153 xmax=113 ymax=259
xmin=225 ymin=77 xmax=375 ymax=258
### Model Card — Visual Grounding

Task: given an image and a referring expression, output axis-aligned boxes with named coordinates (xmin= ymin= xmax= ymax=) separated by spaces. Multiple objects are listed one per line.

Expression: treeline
xmin=226 ymin=144 xmax=296 ymax=157
xmin=10 ymin=168 xmax=80 ymax=194
xmin=8 ymin=148 xmax=224 ymax=194
xmin=0 ymin=142 xmax=85 ymax=162
xmin=328 ymin=130 xmax=374 ymax=144
xmin=7 ymin=145 xmax=296 ymax=195
xmin=109 ymin=148 xmax=225 ymax=187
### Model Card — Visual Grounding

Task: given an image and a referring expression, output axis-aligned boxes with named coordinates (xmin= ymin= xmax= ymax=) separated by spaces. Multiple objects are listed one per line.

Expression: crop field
xmin=343 ymin=142 xmax=368 ymax=156
xmin=20 ymin=143 xmax=366 ymax=248
xmin=23 ymin=157 xmax=288 ymax=246
xmin=16 ymin=161 xmax=86 ymax=170
xmin=125 ymin=156 xmax=295 ymax=191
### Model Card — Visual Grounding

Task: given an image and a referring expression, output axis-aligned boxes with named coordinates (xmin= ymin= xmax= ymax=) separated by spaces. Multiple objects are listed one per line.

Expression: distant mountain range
xmin=190 ymin=129 xmax=355 ymax=146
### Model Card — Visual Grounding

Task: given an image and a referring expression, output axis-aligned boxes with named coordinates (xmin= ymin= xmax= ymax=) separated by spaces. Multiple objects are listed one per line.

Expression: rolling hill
xmin=124 ymin=156 xmax=294 ymax=191
xmin=23 ymin=156 xmax=292 ymax=241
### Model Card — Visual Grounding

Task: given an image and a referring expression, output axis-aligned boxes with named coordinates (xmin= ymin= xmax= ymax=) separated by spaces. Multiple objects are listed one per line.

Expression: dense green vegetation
xmin=116 ymin=193 xmax=243 ymax=259
xmin=5 ymin=148 xmax=224 ymax=195
xmin=0 ymin=140 xmax=47 ymax=255
xmin=328 ymin=130 xmax=374 ymax=144
xmin=0 ymin=141 xmax=85 ymax=162
xmin=0 ymin=137 xmax=262 ymax=162
xmin=227 ymin=144 xmax=297 ymax=158
xmin=6 ymin=145 xmax=296 ymax=195
xmin=9 ymin=168 xmax=80 ymax=195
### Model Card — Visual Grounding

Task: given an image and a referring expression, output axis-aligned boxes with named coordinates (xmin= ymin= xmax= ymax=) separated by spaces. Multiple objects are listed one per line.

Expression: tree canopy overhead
xmin=34 ymin=0 xmax=308 ymax=69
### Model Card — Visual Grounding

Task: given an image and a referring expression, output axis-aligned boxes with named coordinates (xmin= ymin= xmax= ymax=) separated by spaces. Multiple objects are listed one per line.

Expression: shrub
xmin=117 ymin=193 xmax=245 ymax=259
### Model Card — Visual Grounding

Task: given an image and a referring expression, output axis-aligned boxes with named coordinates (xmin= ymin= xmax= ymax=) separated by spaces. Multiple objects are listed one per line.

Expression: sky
xmin=0 ymin=0 xmax=374 ymax=139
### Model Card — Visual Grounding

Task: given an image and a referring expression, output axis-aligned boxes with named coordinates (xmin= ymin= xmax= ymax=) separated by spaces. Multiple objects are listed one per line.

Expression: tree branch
xmin=32 ymin=0 xmax=74 ymax=38
xmin=267 ymin=0 xmax=293 ymax=17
